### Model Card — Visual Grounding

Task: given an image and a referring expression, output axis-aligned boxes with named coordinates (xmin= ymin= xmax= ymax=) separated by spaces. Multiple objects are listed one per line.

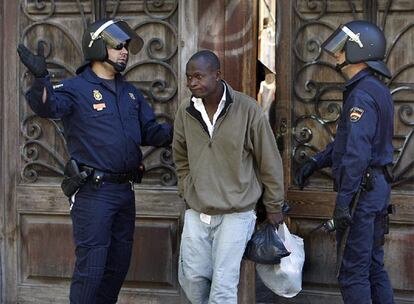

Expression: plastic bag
xmin=256 ymin=223 xmax=305 ymax=298
xmin=244 ymin=222 xmax=290 ymax=264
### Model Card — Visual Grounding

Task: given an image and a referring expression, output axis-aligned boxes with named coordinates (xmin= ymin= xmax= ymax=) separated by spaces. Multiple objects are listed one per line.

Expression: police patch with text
xmin=349 ymin=107 xmax=364 ymax=122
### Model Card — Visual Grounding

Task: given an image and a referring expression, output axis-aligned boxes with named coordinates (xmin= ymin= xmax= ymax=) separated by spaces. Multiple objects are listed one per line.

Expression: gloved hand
xmin=266 ymin=211 xmax=283 ymax=226
xmin=17 ymin=42 xmax=48 ymax=78
xmin=333 ymin=205 xmax=352 ymax=232
xmin=295 ymin=159 xmax=317 ymax=190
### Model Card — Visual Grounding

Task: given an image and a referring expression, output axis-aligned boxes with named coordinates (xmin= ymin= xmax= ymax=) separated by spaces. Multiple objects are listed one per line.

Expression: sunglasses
xmin=109 ymin=41 xmax=129 ymax=50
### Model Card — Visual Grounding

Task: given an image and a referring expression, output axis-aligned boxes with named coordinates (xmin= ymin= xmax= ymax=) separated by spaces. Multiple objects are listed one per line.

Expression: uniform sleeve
xmin=25 ymin=75 xmax=74 ymax=119
xmin=336 ymin=93 xmax=378 ymax=208
xmin=172 ymin=107 xmax=189 ymax=197
xmin=313 ymin=142 xmax=334 ymax=169
xmin=252 ymin=113 xmax=285 ymax=213
xmin=137 ymin=91 xmax=173 ymax=147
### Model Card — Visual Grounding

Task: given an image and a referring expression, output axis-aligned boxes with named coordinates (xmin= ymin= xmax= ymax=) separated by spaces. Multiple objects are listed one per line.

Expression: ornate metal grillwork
xmin=291 ymin=0 xmax=414 ymax=189
xmin=19 ymin=0 xmax=178 ymax=186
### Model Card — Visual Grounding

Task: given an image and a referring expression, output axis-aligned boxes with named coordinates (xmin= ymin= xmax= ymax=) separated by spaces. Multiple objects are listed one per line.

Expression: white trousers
xmin=179 ymin=209 xmax=256 ymax=304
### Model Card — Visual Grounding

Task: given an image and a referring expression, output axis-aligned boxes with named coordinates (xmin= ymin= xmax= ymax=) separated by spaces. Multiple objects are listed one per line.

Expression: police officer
xmin=17 ymin=19 xmax=172 ymax=303
xmin=296 ymin=20 xmax=394 ymax=304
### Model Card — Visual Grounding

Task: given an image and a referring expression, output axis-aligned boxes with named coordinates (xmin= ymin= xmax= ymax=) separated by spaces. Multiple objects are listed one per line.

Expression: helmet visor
xmin=101 ymin=21 xmax=144 ymax=54
xmin=321 ymin=26 xmax=349 ymax=56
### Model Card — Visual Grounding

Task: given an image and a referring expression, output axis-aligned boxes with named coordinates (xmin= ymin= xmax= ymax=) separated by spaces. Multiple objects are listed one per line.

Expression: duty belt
xmin=80 ymin=165 xmax=134 ymax=184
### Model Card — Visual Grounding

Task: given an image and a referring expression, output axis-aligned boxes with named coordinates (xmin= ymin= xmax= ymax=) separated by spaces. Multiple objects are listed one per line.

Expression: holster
xmin=376 ymin=205 xmax=394 ymax=246
xmin=133 ymin=164 xmax=145 ymax=183
xmin=361 ymin=167 xmax=374 ymax=192
xmin=61 ymin=159 xmax=91 ymax=197
xmin=384 ymin=204 xmax=395 ymax=235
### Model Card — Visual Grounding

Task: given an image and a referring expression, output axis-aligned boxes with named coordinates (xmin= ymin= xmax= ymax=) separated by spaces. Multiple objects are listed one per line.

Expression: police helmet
xmin=322 ymin=20 xmax=391 ymax=78
xmin=77 ymin=19 xmax=143 ymax=73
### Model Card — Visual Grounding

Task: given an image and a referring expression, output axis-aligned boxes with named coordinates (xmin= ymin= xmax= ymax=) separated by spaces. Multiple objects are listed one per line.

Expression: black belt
xmin=100 ymin=172 xmax=134 ymax=183
xmin=333 ymin=164 xmax=393 ymax=192
xmin=80 ymin=165 xmax=134 ymax=184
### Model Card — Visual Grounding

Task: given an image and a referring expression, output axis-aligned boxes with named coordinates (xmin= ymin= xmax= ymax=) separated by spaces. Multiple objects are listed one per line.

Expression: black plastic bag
xmin=244 ymin=223 xmax=291 ymax=264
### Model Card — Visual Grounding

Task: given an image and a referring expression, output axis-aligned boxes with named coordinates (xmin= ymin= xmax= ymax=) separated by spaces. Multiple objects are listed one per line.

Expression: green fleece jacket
xmin=173 ymin=81 xmax=284 ymax=214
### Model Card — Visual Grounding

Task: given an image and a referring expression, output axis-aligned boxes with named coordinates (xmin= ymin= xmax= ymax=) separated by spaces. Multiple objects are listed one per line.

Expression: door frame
xmin=2 ymin=0 xmax=19 ymax=302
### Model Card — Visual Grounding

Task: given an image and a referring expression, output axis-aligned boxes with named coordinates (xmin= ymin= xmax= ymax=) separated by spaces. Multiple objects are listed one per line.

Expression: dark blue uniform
xmin=27 ymin=66 xmax=172 ymax=303
xmin=313 ymin=69 xmax=394 ymax=304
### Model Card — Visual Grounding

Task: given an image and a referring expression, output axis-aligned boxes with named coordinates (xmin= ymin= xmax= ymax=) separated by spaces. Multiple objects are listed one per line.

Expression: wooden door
xmin=197 ymin=1 xmax=258 ymax=303
xmin=1 ymin=0 xmax=196 ymax=303
xmin=275 ymin=0 xmax=414 ymax=303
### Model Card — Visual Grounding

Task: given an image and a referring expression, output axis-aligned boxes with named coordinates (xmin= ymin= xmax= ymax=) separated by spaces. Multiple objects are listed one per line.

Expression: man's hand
xmin=17 ymin=42 xmax=48 ymax=78
xmin=266 ymin=211 xmax=283 ymax=226
xmin=333 ymin=205 xmax=352 ymax=232
xmin=295 ymin=159 xmax=317 ymax=190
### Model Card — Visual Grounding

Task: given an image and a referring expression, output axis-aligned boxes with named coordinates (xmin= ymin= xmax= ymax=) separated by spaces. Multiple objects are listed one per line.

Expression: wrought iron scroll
xmin=291 ymin=0 xmax=414 ymax=189
xmin=19 ymin=0 xmax=82 ymax=182
xmin=19 ymin=0 xmax=179 ymax=186
xmin=20 ymin=115 xmax=68 ymax=182
xmin=143 ymin=0 xmax=178 ymax=20
xmin=119 ymin=2 xmax=179 ymax=186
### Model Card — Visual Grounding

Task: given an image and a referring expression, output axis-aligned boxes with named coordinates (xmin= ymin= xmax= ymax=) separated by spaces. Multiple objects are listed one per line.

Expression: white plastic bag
xmin=256 ymin=223 xmax=305 ymax=298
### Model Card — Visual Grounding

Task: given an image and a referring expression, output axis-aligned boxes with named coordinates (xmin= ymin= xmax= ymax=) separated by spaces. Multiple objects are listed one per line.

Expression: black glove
xmin=295 ymin=159 xmax=317 ymax=190
xmin=17 ymin=42 xmax=48 ymax=78
xmin=333 ymin=205 xmax=352 ymax=232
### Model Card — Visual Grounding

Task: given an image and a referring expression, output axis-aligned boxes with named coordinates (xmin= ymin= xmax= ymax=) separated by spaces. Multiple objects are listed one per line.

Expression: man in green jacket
xmin=173 ymin=50 xmax=285 ymax=304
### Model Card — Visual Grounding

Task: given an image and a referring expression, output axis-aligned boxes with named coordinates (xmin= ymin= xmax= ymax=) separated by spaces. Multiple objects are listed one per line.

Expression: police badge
xmin=93 ymin=89 xmax=103 ymax=101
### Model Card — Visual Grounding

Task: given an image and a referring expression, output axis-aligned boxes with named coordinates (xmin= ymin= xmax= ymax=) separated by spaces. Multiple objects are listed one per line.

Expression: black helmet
xmin=77 ymin=18 xmax=144 ymax=73
xmin=322 ymin=20 xmax=391 ymax=78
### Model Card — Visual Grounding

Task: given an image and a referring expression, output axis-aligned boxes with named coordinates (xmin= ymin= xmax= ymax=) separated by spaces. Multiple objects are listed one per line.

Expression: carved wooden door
xmin=2 ymin=0 xmax=195 ymax=303
xmin=275 ymin=0 xmax=414 ymax=303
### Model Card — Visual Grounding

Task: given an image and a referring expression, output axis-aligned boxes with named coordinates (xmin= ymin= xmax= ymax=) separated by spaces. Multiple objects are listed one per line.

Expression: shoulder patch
xmin=349 ymin=107 xmax=364 ymax=122
xmin=128 ymin=92 xmax=136 ymax=100
xmin=53 ymin=84 xmax=64 ymax=90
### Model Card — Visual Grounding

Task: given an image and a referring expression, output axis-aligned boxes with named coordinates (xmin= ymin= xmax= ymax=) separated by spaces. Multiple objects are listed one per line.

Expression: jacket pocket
xmin=83 ymin=111 xmax=117 ymax=146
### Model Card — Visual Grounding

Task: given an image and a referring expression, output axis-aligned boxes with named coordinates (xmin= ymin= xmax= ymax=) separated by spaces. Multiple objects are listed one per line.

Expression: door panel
xmin=198 ymin=0 xmax=258 ymax=96
xmin=276 ymin=0 xmax=414 ymax=303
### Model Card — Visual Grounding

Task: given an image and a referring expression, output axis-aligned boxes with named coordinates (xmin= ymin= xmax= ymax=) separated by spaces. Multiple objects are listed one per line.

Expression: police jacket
xmin=313 ymin=69 xmax=394 ymax=208
xmin=26 ymin=66 xmax=172 ymax=173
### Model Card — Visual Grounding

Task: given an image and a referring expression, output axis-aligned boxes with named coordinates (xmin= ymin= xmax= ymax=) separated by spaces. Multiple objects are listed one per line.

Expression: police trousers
xmin=178 ymin=209 xmax=256 ymax=304
xmin=337 ymin=172 xmax=394 ymax=304
xmin=69 ymin=181 xmax=135 ymax=304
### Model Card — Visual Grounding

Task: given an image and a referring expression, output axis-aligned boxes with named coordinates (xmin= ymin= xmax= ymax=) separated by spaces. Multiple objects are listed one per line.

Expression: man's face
xmin=185 ymin=58 xmax=220 ymax=99
xmin=334 ymin=50 xmax=346 ymax=66
xmin=106 ymin=41 xmax=129 ymax=69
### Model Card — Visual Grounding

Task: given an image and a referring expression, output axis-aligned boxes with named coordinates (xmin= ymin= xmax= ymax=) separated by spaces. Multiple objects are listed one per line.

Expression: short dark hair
xmin=188 ymin=50 xmax=220 ymax=71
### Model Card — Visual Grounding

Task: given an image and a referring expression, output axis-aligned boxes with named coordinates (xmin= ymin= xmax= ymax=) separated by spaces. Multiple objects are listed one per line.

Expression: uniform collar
xmin=80 ymin=65 xmax=124 ymax=85
xmin=344 ymin=68 xmax=372 ymax=88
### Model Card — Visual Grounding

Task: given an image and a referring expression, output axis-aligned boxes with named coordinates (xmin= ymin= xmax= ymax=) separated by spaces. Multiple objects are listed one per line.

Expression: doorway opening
xmin=257 ymin=0 xmax=277 ymax=137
